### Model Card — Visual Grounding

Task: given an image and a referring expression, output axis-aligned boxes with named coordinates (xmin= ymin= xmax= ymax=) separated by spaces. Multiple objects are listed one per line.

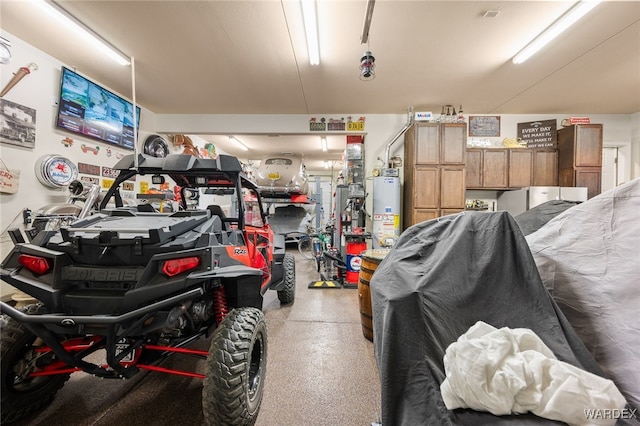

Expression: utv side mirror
xmin=152 ymin=175 xmax=165 ymax=185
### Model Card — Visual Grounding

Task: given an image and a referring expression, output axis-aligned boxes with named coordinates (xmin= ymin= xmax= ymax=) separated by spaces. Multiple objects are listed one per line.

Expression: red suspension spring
xmin=212 ymin=286 xmax=229 ymax=325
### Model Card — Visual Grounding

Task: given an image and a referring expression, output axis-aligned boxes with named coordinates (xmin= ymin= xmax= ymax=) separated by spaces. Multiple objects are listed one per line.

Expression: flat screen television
xmin=56 ymin=66 xmax=140 ymax=150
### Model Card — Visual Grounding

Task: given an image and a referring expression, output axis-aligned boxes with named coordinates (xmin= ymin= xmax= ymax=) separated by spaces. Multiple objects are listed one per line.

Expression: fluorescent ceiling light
xmin=229 ymin=136 xmax=248 ymax=151
xmin=321 ymin=136 xmax=327 ymax=152
xmin=512 ymin=0 xmax=601 ymax=65
xmin=324 ymin=160 xmax=329 ymax=169
xmin=300 ymin=0 xmax=320 ymax=65
xmin=35 ymin=0 xmax=131 ymax=66
xmin=361 ymin=0 xmax=376 ymax=44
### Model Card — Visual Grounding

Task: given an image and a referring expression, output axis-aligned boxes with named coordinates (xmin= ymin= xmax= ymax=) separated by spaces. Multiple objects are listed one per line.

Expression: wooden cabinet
xmin=413 ymin=167 xmax=439 ymax=208
xmin=558 ymin=124 xmax=602 ymax=168
xmin=466 ymin=148 xmax=558 ymax=189
xmin=441 ymin=208 xmax=465 ymax=217
xmin=466 ymin=150 xmax=482 ymax=188
xmin=466 ymin=148 xmax=509 ymax=189
xmin=413 ymin=209 xmax=440 ymax=224
xmin=532 ymin=150 xmax=558 ymax=186
xmin=482 ymin=150 xmax=509 ymax=188
xmin=441 ymin=124 xmax=467 ymax=164
xmin=509 ymin=150 xmax=533 ymax=188
xmin=575 ymin=168 xmax=602 ymax=197
xmin=404 ymin=123 xmax=466 ymax=229
xmin=440 ymin=167 xmax=466 ymax=208
xmin=559 ymin=167 xmax=602 ymax=199
xmin=415 ymin=125 xmax=440 ymax=164
xmin=410 ymin=123 xmax=466 ymax=165
xmin=557 ymin=124 xmax=603 ymax=198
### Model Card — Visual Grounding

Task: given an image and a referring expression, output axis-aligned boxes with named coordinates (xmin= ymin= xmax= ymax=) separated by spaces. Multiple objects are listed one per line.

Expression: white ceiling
xmin=1 ymin=0 xmax=639 ymax=171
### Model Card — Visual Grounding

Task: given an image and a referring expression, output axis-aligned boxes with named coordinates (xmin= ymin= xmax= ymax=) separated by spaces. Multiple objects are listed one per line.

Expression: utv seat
xmin=137 ymin=203 xmax=156 ymax=212
xmin=207 ymin=205 xmax=231 ymax=231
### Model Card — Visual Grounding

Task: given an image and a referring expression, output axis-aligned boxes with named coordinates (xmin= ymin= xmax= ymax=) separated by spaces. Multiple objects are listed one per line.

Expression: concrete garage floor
xmin=11 ymin=248 xmax=382 ymax=426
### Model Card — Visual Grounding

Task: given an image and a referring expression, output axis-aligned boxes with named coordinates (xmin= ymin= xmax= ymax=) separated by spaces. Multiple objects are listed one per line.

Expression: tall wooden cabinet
xmin=403 ymin=123 xmax=466 ymax=229
xmin=557 ymin=124 xmax=602 ymax=199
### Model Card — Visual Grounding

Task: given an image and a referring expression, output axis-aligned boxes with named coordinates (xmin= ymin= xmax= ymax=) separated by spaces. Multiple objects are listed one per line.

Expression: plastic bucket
xmin=358 ymin=249 xmax=390 ymax=341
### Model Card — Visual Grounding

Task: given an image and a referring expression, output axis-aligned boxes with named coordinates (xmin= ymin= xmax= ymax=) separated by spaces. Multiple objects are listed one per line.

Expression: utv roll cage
xmin=101 ymin=153 xmax=263 ymax=229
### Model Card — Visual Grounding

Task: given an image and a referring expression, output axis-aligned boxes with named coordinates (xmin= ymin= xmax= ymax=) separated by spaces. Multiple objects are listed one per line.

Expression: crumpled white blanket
xmin=440 ymin=321 xmax=627 ymax=426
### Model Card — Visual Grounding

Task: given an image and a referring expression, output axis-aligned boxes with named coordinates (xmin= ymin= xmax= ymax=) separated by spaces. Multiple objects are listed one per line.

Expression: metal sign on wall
xmin=517 ymin=119 xmax=557 ymax=148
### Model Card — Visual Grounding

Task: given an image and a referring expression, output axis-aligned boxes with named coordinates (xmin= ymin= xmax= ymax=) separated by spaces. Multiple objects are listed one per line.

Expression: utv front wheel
xmin=1 ymin=304 xmax=71 ymax=424
xmin=203 ymin=307 xmax=267 ymax=426
xmin=277 ymin=253 xmax=296 ymax=304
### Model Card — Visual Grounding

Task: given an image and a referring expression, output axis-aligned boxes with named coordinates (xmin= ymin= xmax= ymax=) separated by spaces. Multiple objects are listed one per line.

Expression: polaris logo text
xmin=64 ymin=268 xmax=139 ymax=281
xmin=234 ymin=248 xmax=248 ymax=255
xmin=584 ymin=408 xmax=637 ymax=420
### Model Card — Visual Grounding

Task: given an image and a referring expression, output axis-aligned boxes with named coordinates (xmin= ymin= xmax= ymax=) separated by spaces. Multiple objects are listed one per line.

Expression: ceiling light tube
xmin=324 ymin=160 xmax=329 ymax=169
xmin=512 ymin=0 xmax=601 ymax=65
xmin=321 ymin=136 xmax=328 ymax=152
xmin=361 ymin=0 xmax=376 ymax=44
xmin=300 ymin=0 xmax=320 ymax=65
xmin=229 ymin=136 xmax=248 ymax=151
xmin=35 ymin=0 xmax=131 ymax=66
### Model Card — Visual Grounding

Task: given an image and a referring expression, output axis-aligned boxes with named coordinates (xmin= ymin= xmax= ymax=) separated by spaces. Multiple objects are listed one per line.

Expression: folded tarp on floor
xmin=371 ymin=211 xmax=636 ymax=425
xmin=526 ymin=178 xmax=640 ymax=411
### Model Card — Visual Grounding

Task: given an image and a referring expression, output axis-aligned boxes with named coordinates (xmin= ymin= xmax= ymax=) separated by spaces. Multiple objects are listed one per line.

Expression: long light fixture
xmin=300 ymin=0 xmax=320 ymax=65
xmin=512 ymin=0 xmax=601 ymax=64
xmin=229 ymin=136 xmax=248 ymax=152
xmin=360 ymin=0 xmax=376 ymax=44
xmin=35 ymin=0 xmax=131 ymax=66
xmin=321 ymin=136 xmax=327 ymax=152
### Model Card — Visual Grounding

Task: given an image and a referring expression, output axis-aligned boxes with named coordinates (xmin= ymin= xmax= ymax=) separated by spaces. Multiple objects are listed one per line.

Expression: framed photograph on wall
xmin=469 ymin=115 xmax=501 ymax=137
xmin=0 ymin=98 xmax=36 ymax=149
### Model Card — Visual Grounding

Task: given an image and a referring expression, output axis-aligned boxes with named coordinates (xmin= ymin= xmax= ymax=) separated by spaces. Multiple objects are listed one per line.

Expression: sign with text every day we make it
xmin=517 ymin=119 xmax=557 ymax=149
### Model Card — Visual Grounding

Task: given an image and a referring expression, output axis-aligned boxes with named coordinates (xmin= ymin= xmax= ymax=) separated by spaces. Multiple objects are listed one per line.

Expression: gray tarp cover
xmin=526 ymin=178 xmax=640 ymax=412
xmin=371 ymin=211 xmax=636 ymax=425
xmin=514 ymin=200 xmax=581 ymax=236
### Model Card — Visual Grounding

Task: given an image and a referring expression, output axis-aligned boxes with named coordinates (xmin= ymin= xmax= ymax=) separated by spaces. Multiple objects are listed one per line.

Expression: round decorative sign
xmin=35 ymin=154 xmax=79 ymax=188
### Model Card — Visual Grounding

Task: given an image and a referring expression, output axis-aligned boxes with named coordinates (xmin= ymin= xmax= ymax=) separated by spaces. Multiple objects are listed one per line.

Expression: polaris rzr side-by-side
xmin=0 ymin=153 xmax=296 ymax=425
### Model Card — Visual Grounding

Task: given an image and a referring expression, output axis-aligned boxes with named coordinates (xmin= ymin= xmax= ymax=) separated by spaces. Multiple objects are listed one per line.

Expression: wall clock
xmin=35 ymin=154 xmax=79 ymax=188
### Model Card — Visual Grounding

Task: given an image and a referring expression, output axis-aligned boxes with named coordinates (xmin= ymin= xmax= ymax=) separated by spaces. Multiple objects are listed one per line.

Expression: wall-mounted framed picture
xmin=469 ymin=115 xmax=501 ymax=137
xmin=0 ymin=98 xmax=36 ymax=149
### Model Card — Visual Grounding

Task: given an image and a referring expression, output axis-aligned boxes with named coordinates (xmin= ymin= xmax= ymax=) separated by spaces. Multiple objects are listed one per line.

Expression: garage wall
xmin=0 ymin=31 xmax=155 ymax=257
xmin=1 ymin=30 xmax=639 ymax=298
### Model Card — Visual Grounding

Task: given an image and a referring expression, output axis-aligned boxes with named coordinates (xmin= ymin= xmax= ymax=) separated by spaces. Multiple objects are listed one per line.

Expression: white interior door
xmin=601 ymin=147 xmax=618 ymax=192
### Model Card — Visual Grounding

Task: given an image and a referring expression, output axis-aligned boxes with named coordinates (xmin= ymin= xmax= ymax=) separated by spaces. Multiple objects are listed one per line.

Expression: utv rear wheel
xmin=277 ymin=253 xmax=296 ymax=304
xmin=1 ymin=304 xmax=71 ymax=424
xmin=203 ymin=307 xmax=267 ymax=426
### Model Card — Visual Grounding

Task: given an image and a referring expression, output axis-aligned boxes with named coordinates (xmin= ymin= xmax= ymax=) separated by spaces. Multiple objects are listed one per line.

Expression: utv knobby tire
xmin=203 ymin=307 xmax=267 ymax=426
xmin=1 ymin=304 xmax=71 ymax=424
xmin=277 ymin=253 xmax=296 ymax=304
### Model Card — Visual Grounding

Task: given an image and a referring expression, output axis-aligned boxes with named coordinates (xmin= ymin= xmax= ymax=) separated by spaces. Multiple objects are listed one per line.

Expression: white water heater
xmin=372 ymin=175 xmax=401 ymax=249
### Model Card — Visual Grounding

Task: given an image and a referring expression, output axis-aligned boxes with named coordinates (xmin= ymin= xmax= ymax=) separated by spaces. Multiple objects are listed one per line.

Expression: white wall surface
xmin=631 ymin=112 xmax=640 ymax=178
